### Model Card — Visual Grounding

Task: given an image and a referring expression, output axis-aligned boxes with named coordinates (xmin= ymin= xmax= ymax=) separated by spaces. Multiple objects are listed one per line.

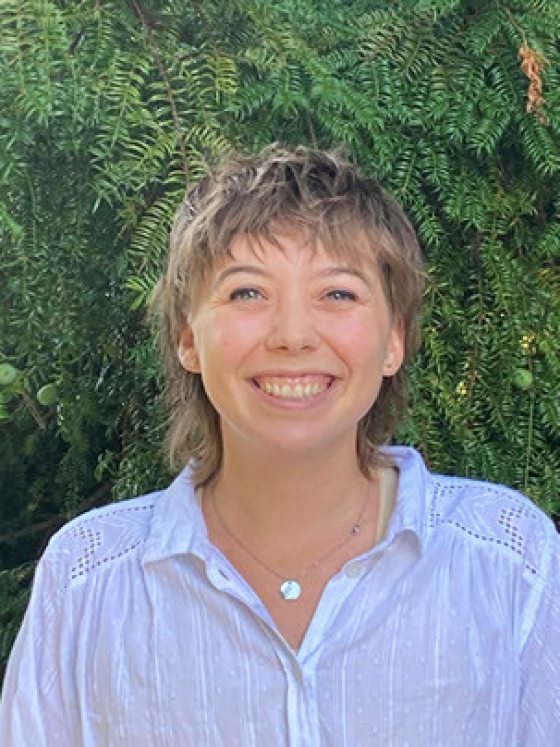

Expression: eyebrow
xmin=211 ymin=264 xmax=373 ymax=291
xmin=318 ymin=266 xmax=373 ymax=289
xmin=211 ymin=265 xmax=271 ymax=290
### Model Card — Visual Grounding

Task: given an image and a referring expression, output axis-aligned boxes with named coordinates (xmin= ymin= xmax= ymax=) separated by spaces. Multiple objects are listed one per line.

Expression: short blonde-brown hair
xmin=154 ymin=144 xmax=425 ymax=486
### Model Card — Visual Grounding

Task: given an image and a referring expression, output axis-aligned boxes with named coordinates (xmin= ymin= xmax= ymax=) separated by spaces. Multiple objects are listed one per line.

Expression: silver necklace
xmin=209 ymin=483 xmax=372 ymax=601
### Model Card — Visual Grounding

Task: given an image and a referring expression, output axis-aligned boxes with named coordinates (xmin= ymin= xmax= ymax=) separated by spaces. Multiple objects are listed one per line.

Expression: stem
xmin=504 ymin=7 xmax=528 ymax=45
xmin=523 ymin=387 xmax=535 ymax=493
xmin=21 ymin=392 xmax=47 ymax=430
xmin=305 ymin=113 xmax=318 ymax=148
xmin=129 ymin=0 xmax=189 ymax=188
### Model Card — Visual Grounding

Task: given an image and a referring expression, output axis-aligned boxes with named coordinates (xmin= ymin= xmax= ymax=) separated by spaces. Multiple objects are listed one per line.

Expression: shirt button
xmin=345 ymin=562 xmax=365 ymax=578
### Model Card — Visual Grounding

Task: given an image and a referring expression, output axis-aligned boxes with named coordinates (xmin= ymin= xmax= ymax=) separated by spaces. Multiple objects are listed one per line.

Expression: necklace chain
xmin=208 ymin=481 xmax=373 ymax=600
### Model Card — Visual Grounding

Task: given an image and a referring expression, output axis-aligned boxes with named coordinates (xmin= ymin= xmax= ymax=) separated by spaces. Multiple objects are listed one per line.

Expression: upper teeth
xmin=259 ymin=381 xmax=329 ymax=399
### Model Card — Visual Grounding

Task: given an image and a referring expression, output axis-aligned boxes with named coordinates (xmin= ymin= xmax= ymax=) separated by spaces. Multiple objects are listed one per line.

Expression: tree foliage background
xmin=1 ymin=0 xmax=559 ymax=678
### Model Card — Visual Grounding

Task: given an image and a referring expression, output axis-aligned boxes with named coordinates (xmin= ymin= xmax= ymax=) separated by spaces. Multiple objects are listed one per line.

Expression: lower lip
xmin=249 ymin=379 xmax=336 ymax=409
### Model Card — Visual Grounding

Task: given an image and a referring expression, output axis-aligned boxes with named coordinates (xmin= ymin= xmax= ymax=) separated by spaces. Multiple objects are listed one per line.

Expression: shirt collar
xmin=142 ymin=465 xmax=207 ymax=565
xmin=142 ymin=446 xmax=432 ymax=565
xmin=380 ymin=446 xmax=430 ymax=554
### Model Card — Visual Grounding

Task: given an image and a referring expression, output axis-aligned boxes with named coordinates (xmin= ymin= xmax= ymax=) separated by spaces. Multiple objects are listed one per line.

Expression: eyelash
xmin=326 ymin=289 xmax=358 ymax=302
xmin=229 ymin=287 xmax=262 ymax=301
xmin=229 ymin=287 xmax=359 ymax=302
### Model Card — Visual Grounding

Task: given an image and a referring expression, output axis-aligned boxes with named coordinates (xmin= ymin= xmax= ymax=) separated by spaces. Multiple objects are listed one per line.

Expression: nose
xmin=264 ymin=295 xmax=319 ymax=353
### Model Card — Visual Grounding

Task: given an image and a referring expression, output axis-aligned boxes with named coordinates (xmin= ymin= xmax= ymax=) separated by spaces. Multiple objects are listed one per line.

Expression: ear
xmin=382 ymin=323 xmax=405 ymax=377
xmin=177 ymin=327 xmax=201 ymax=373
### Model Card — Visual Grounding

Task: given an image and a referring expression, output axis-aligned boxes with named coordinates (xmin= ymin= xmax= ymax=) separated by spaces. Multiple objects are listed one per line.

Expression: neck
xmin=205 ymin=433 xmax=374 ymax=542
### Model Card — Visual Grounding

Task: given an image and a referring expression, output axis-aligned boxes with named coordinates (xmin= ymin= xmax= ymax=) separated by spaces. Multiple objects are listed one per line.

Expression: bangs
xmin=191 ymin=201 xmax=386 ymax=283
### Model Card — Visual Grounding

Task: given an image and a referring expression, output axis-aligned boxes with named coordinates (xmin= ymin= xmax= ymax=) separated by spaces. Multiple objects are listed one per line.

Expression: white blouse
xmin=1 ymin=447 xmax=559 ymax=745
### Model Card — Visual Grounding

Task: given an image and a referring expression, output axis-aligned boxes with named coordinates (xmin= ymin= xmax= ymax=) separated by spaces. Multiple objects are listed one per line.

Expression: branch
xmin=0 ymin=482 xmax=113 ymax=553
xmin=21 ymin=392 xmax=47 ymax=430
xmin=305 ymin=113 xmax=318 ymax=148
xmin=129 ymin=0 xmax=190 ymax=188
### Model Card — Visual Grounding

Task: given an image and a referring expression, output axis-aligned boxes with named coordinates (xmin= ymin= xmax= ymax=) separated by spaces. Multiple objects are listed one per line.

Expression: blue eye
xmin=230 ymin=287 xmax=262 ymax=301
xmin=327 ymin=289 xmax=358 ymax=302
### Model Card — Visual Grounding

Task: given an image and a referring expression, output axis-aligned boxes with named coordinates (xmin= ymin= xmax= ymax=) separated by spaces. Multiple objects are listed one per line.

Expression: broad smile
xmin=250 ymin=374 xmax=336 ymax=405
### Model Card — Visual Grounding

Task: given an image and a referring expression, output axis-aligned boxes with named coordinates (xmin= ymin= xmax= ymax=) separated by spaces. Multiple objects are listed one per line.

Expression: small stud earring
xmin=383 ymin=357 xmax=396 ymax=375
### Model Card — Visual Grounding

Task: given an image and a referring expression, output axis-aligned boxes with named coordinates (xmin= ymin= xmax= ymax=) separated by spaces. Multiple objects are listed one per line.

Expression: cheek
xmin=194 ymin=312 xmax=265 ymax=368
xmin=326 ymin=317 xmax=387 ymax=367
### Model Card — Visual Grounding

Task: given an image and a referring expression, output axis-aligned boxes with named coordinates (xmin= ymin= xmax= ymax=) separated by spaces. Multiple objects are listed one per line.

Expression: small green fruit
xmin=36 ymin=383 xmax=60 ymax=406
xmin=512 ymin=368 xmax=533 ymax=390
xmin=0 ymin=389 xmax=15 ymax=404
xmin=0 ymin=363 xmax=18 ymax=387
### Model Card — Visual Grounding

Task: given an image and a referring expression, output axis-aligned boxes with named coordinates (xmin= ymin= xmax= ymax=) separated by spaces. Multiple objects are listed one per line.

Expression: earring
xmin=383 ymin=355 xmax=397 ymax=376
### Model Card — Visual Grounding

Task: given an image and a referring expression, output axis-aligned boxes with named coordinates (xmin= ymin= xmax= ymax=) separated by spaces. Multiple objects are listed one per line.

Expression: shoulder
xmin=41 ymin=490 xmax=163 ymax=593
xmin=428 ymin=472 xmax=558 ymax=586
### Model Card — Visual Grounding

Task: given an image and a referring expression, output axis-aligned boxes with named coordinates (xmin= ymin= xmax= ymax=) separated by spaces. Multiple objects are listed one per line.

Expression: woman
xmin=1 ymin=145 xmax=559 ymax=745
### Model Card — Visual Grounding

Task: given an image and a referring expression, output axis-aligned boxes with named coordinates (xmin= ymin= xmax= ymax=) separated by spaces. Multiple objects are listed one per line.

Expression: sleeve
xmin=0 ymin=545 xmax=79 ymax=746
xmin=518 ymin=528 xmax=560 ymax=744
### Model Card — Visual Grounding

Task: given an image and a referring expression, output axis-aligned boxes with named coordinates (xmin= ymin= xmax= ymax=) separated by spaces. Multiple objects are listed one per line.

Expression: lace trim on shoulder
xmin=428 ymin=479 xmax=541 ymax=577
xmin=53 ymin=500 xmax=157 ymax=590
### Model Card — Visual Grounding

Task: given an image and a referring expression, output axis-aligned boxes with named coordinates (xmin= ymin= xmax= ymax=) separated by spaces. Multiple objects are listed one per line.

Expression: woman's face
xmin=178 ymin=232 xmax=404 ymax=461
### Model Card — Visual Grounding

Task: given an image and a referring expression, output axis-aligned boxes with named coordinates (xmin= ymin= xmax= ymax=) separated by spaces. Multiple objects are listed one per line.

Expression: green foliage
xmin=1 ymin=0 xmax=559 ymax=678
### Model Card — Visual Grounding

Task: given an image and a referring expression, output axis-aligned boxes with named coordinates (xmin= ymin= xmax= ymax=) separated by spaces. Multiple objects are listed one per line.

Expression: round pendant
xmin=280 ymin=579 xmax=301 ymax=601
